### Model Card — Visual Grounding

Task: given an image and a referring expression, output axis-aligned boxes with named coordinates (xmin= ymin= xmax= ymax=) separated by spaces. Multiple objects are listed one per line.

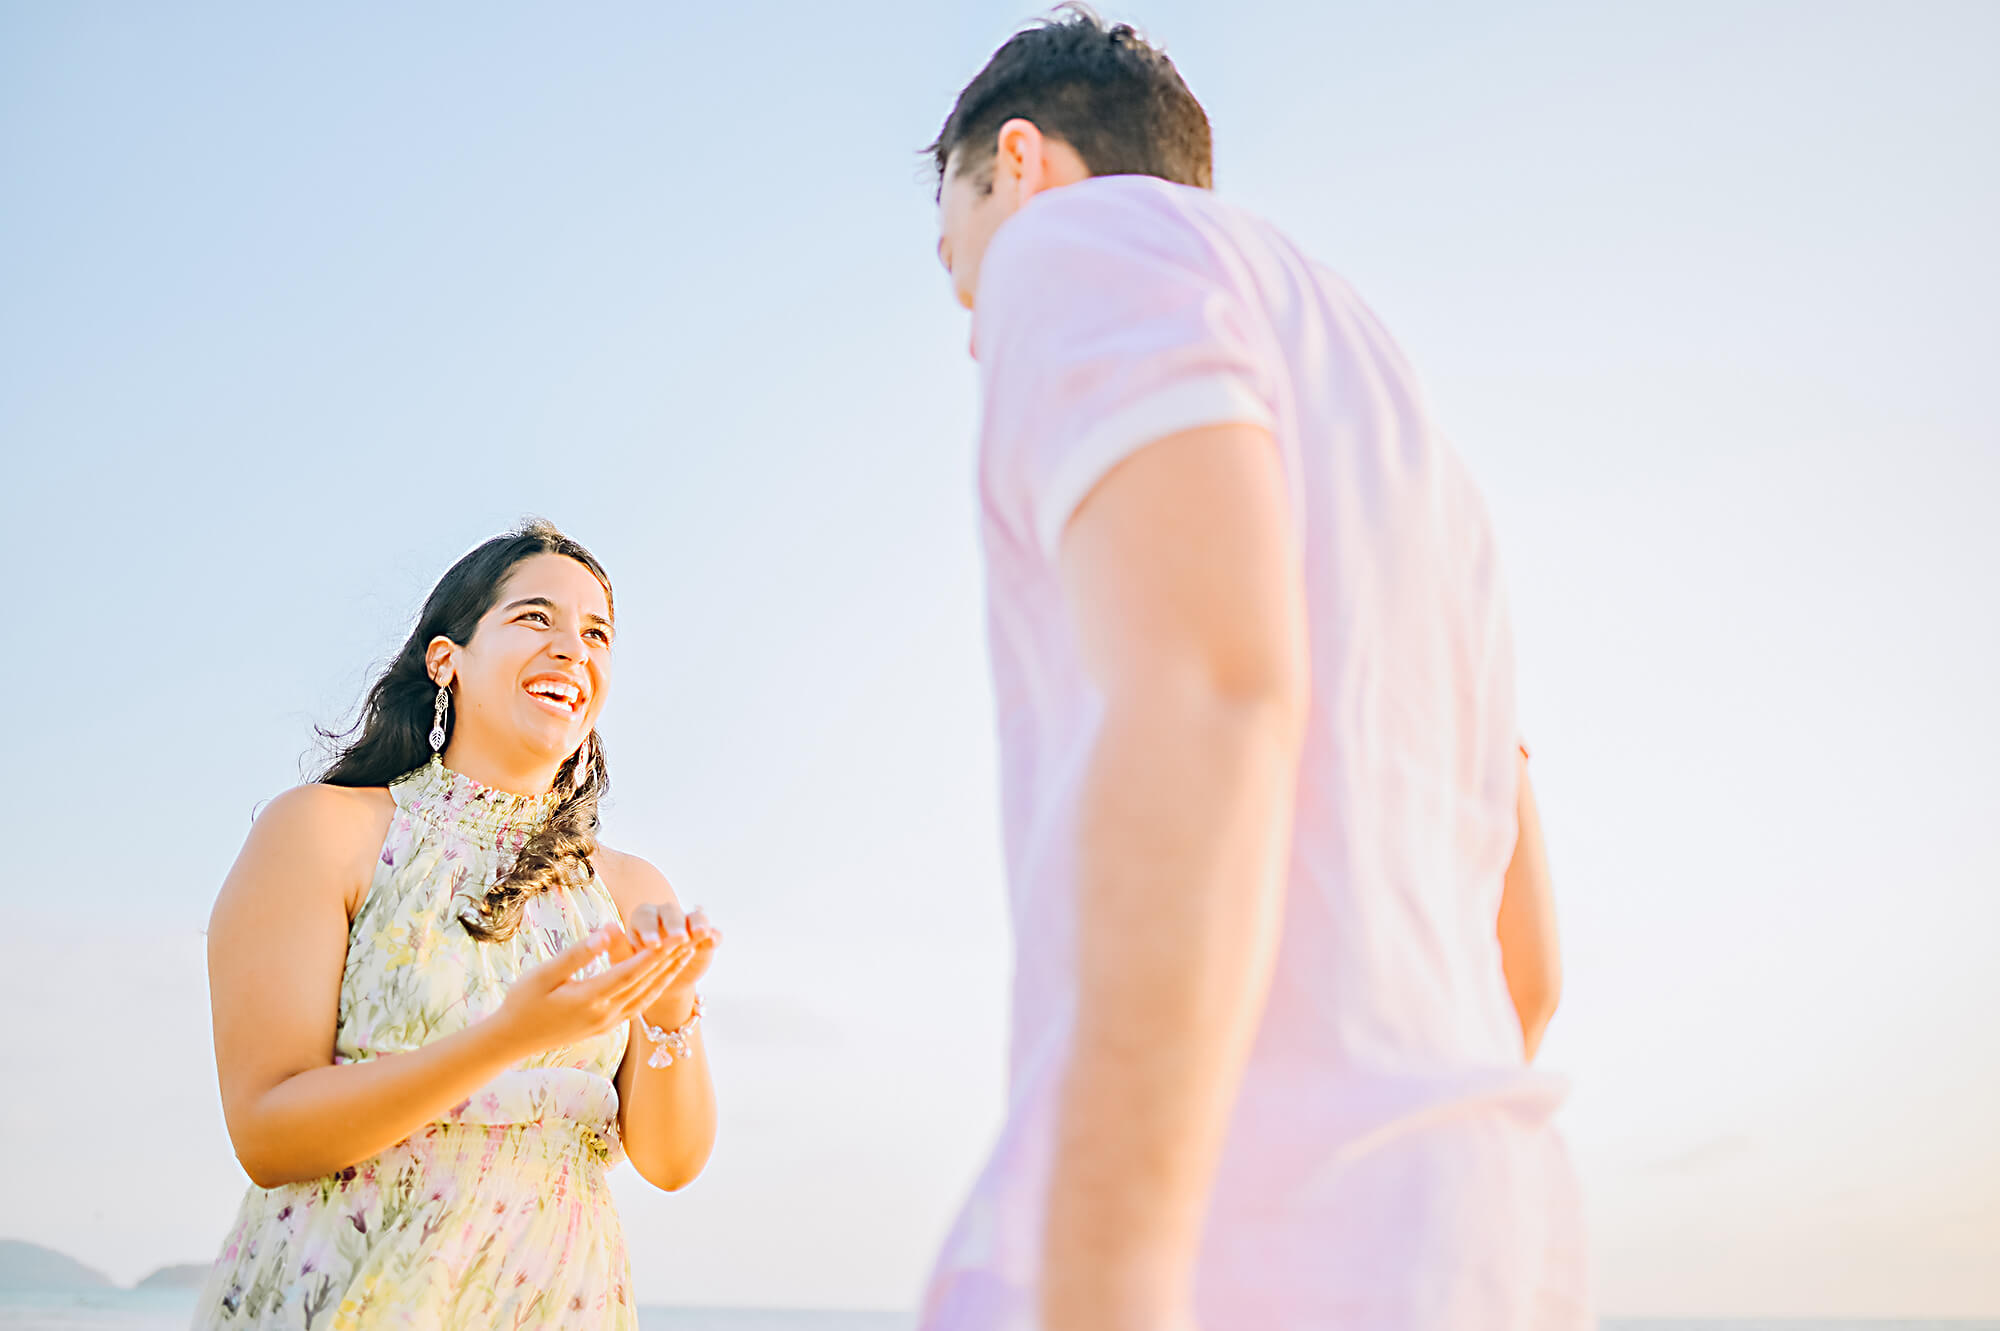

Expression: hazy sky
xmin=2 ymin=0 xmax=1995 ymax=1317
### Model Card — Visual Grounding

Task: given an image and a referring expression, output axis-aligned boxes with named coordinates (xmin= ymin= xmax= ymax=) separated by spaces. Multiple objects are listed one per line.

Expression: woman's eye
xmin=586 ymin=629 xmax=611 ymax=645
xmin=520 ymin=611 xmax=550 ymax=625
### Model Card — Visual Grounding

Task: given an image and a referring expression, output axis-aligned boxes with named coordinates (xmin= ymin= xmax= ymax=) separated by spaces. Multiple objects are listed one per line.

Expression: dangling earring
xmin=430 ymin=681 xmax=450 ymax=756
xmin=572 ymin=734 xmax=593 ymax=791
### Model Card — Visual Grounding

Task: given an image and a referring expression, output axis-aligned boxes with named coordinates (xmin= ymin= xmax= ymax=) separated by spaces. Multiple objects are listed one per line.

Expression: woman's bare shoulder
xmin=231 ymin=783 xmax=398 ymax=913
xmin=255 ymin=781 xmax=396 ymax=838
xmin=594 ymin=844 xmax=678 ymax=917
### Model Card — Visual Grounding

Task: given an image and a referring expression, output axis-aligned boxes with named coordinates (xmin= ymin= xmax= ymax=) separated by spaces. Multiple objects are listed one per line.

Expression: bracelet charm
xmin=640 ymin=997 xmax=703 ymax=1068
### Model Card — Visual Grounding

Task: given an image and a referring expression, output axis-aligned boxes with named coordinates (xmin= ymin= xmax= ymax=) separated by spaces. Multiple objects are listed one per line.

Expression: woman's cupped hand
xmin=493 ymin=910 xmax=714 ymax=1058
xmin=624 ymin=900 xmax=721 ymax=998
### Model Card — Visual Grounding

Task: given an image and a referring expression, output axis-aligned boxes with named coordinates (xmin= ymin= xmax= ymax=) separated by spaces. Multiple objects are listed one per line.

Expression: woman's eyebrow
xmin=502 ymin=596 xmax=612 ymax=630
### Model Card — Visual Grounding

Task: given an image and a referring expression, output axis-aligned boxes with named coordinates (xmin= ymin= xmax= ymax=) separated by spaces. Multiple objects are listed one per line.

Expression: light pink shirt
xmin=919 ymin=176 xmax=1590 ymax=1330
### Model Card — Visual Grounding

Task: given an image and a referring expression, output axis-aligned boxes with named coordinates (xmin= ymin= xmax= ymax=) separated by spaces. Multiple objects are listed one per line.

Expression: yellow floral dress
xmin=192 ymin=760 xmax=637 ymax=1330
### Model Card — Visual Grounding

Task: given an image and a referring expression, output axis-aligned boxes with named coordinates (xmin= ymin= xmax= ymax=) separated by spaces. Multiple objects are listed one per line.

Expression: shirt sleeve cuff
xmin=1031 ymin=373 xmax=1275 ymax=563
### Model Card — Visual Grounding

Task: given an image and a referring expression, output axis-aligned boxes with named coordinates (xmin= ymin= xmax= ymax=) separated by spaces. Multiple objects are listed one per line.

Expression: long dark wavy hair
xmin=317 ymin=519 xmax=614 ymax=943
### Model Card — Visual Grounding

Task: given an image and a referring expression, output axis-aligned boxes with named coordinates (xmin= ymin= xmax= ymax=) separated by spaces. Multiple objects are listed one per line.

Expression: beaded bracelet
xmin=639 ymin=997 xmax=703 ymax=1068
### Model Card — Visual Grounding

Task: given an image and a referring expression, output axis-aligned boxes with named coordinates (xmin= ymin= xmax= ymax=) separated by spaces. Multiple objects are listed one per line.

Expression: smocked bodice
xmin=334 ymin=759 xmax=629 ymax=1115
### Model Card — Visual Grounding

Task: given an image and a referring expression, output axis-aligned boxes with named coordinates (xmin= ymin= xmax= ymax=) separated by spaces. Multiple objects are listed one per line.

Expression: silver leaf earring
xmin=430 ymin=682 xmax=450 ymax=755
xmin=572 ymin=738 xmax=592 ymax=791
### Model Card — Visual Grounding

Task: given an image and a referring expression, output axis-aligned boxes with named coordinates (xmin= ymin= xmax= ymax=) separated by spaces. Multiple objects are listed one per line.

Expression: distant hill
xmin=135 ymin=1262 xmax=211 ymax=1290
xmin=0 ymin=1239 xmax=114 ymax=1291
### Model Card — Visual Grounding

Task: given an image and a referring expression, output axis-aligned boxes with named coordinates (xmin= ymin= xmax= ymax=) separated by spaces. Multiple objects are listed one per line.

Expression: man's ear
xmin=994 ymin=117 xmax=1048 ymax=202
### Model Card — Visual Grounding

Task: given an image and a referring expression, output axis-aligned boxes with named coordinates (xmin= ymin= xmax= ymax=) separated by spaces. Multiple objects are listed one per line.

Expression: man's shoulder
xmin=1048 ymin=177 xmax=1326 ymax=292
xmin=1023 ymin=173 xmax=1242 ymax=239
xmin=985 ymin=177 xmax=1280 ymax=313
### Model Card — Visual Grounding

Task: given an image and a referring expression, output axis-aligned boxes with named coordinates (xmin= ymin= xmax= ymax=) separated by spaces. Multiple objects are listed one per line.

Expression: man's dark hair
xmin=927 ymin=5 xmax=1212 ymax=197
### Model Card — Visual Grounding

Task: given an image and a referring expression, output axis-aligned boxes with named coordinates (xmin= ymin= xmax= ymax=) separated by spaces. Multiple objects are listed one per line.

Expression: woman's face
xmin=438 ymin=553 xmax=614 ymax=769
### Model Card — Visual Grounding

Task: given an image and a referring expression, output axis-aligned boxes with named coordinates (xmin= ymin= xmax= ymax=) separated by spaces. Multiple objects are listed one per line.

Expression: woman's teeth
xmin=526 ymin=682 xmax=581 ymax=712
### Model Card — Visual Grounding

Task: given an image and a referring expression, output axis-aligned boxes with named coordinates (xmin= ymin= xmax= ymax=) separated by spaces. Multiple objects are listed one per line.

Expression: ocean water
xmin=0 ymin=1295 xmax=1993 ymax=1331
xmin=0 ymin=1293 xmax=914 ymax=1330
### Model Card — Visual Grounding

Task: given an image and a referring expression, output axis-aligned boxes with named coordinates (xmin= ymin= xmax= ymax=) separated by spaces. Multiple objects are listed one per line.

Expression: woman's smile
xmin=522 ymin=671 xmax=587 ymax=718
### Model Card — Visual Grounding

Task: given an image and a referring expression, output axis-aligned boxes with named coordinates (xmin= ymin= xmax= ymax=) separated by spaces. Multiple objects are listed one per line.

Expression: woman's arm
xmin=208 ymin=786 xmax=677 ymax=1187
xmin=599 ymin=848 xmax=719 ymax=1192
xmin=1497 ymin=750 xmax=1563 ymax=1061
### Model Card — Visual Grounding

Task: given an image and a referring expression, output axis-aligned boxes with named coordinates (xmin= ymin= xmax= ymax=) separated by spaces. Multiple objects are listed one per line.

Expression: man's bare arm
xmin=1042 ymin=422 xmax=1310 ymax=1331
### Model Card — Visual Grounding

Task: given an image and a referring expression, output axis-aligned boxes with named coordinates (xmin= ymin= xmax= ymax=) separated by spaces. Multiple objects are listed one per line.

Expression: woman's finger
xmin=566 ymin=939 xmax=676 ymax=1002
xmin=627 ymin=902 xmax=664 ymax=950
xmin=601 ymin=929 xmax=640 ymax=965
xmin=604 ymin=939 xmax=686 ymax=990
xmin=591 ymin=942 xmax=690 ymax=1008
xmin=673 ymin=941 xmax=714 ymax=989
xmin=629 ymin=901 xmax=690 ymax=950
xmin=602 ymin=963 xmax=688 ymax=1028
xmin=621 ymin=963 xmax=688 ymax=1026
xmin=534 ymin=928 xmax=619 ymax=990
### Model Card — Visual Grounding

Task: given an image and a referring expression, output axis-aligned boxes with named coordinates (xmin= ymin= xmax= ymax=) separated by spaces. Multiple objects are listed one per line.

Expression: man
xmin=921 ymin=10 xmax=1585 ymax=1331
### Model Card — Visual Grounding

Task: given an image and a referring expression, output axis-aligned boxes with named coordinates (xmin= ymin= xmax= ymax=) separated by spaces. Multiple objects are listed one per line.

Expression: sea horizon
xmin=1 ymin=1289 xmax=1995 ymax=1331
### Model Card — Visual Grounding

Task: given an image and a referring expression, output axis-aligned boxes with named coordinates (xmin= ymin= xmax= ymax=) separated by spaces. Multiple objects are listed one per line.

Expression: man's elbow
xmin=1186 ymin=648 xmax=1311 ymax=751
xmin=1244 ymin=671 xmax=1311 ymax=743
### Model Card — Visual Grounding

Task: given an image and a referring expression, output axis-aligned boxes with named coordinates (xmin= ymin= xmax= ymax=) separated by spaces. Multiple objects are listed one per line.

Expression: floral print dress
xmin=191 ymin=760 xmax=637 ymax=1330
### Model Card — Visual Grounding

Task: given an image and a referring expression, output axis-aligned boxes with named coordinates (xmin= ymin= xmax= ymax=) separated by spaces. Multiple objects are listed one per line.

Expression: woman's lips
xmin=522 ymin=676 xmax=584 ymax=715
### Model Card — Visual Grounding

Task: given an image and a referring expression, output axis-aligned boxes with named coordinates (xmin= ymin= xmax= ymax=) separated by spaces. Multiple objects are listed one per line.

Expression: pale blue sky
xmin=2 ymin=0 xmax=1995 ymax=1316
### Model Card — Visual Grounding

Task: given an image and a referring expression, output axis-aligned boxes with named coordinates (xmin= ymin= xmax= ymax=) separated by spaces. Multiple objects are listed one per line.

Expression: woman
xmin=193 ymin=520 xmax=719 ymax=1329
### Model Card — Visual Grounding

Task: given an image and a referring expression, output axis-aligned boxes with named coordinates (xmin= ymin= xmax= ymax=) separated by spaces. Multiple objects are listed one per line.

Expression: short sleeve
xmin=973 ymin=182 xmax=1278 ymax=563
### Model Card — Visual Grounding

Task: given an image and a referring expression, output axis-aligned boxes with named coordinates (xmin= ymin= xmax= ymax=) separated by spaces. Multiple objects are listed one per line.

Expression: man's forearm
xmin=1041 ymin=685 xmax=1303 ymax=1331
